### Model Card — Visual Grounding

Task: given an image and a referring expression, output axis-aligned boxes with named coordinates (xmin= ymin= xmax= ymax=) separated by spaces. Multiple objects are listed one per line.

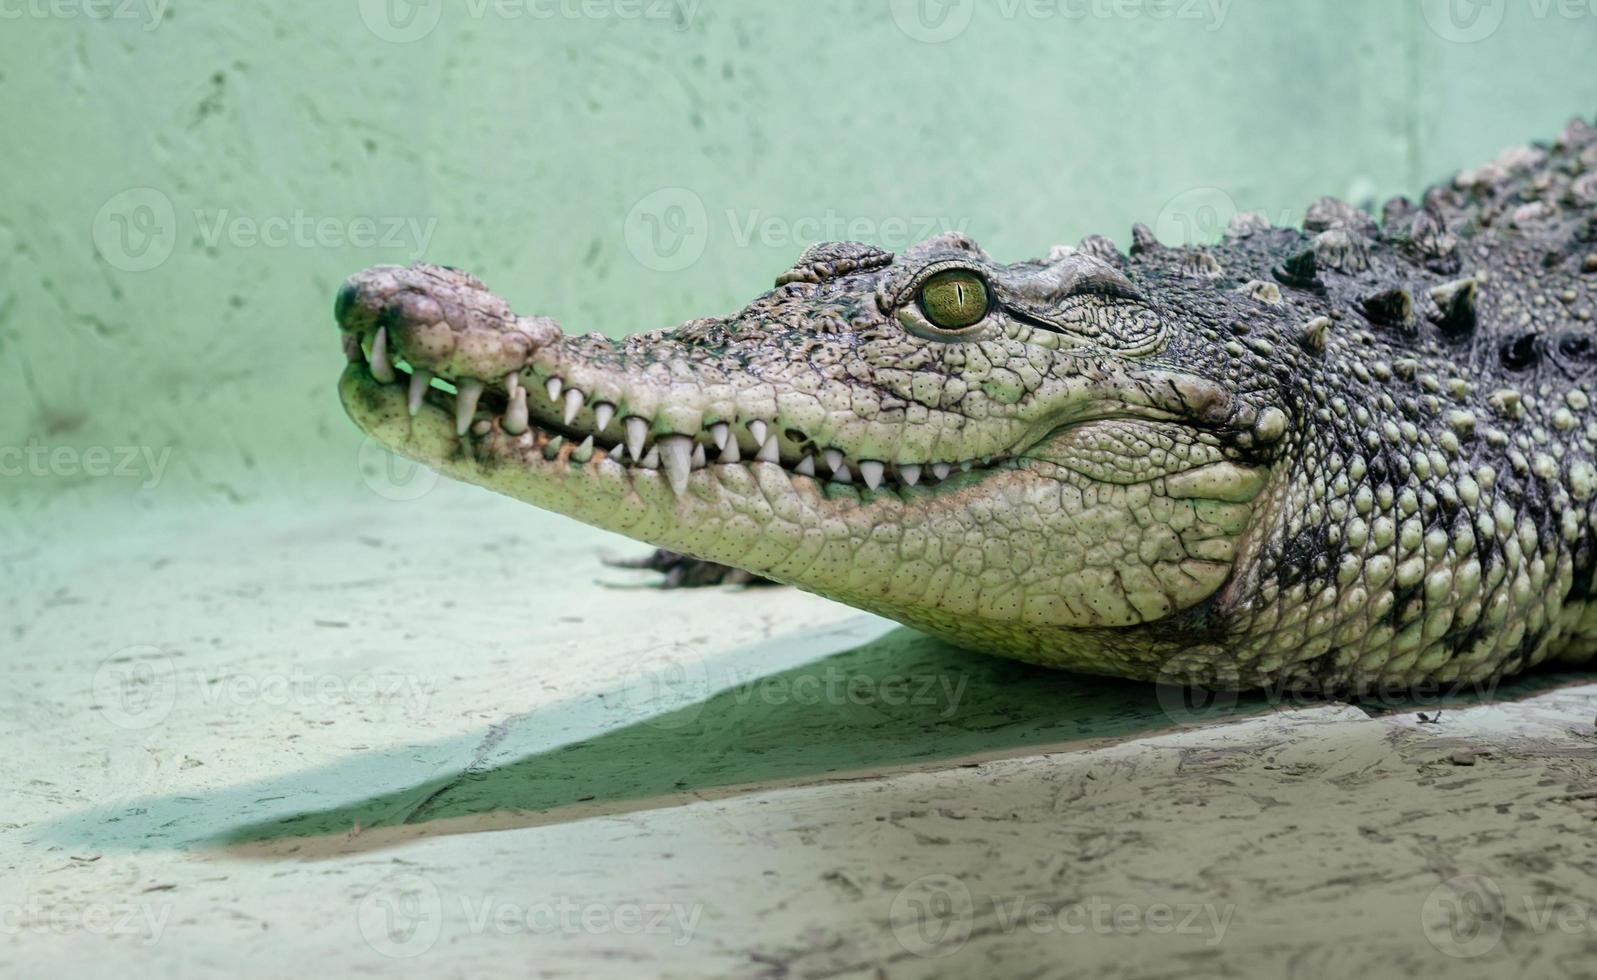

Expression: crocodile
xmin=334 ymin=118 xmax=1597 ymax=693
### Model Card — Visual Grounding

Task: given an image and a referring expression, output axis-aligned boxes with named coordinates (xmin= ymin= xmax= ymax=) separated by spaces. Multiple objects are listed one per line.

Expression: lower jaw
xmin=339 ymin=364 xmax=990 ymax=593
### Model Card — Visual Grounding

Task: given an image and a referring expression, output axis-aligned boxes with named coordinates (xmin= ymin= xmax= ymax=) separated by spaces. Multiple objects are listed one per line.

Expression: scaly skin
xmin=335 ymin=118 xmax=1597 ymax=692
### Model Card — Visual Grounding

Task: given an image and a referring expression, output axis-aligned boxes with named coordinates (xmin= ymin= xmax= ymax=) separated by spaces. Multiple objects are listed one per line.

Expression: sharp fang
xmin=710 ymin=422 xmax=730 ymax=450
xmin=795 ymin=455 xmax=816 ymax=477
xmin=572 ymin=436 xmax=595 ymax=463
xmin=960 ymin=460 xmax=974 ymax=472
xmin=640 ymin=446 xmax=661 ymax=469
xmin=407 ymin=369 xmax=434 ymax=416
xmin=370 ymin=327 xmax=396 ymax=384
xmin=502 ymin=383 xmax=529 ymax=434
xmin=545 ymin=377 xmax=563 ymax=402
xmin=824 ymin=449 xmax=844 ymax=473
xmin=625 ymin=417 xmax=649 ymax=461
xmin=342 ymin=333 xmax=363 ymax=363
xmin=899 ymin=464 xmax=921 ymax=487
xmin=564 ymin=388 xmax=585 ymax=426
xmin=455 ymin=379 xmax=484 ymax=436
xmin=932 ymin=462 xmax=952 ymax=480
xmin=832 ymin=464 xmax=853 ymax=484
xmin=691 ymin=443 xmax=707 ymax=468
xmin=718 ymin=438 xmax=741 ymax=464
xmin=543 ymin=435 xmax=564 ymax=461
xmin=593 ymin=402 xmax=616 ymax=431
xmin=505 ymin=373 xmax=521 ymax=398
xmin=748 ymin=420 xmax=768 ymax=446
xmin=756 ymin=433 xmax=780 ymax=463
xmin=859 ymin=460 xmax=884 ymax=491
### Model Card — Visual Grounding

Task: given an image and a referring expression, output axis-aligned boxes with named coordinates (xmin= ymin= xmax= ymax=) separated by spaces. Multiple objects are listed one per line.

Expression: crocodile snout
xmin=336 ymin=263 xmax=563 ymax=385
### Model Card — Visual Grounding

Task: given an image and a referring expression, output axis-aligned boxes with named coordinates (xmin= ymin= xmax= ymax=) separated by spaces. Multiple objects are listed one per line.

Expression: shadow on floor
xmin=35 ymin=618 xmax=1592 ymax=859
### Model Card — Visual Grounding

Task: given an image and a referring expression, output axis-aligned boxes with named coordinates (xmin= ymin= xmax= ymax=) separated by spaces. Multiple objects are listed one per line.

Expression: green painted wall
xmin=3 ymin=0 xmax=1596 ymax=507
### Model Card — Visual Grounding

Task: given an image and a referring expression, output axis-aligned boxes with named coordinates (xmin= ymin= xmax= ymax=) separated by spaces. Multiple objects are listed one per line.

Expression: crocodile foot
xmin=603 ymin=550 xmax=774 ymax=589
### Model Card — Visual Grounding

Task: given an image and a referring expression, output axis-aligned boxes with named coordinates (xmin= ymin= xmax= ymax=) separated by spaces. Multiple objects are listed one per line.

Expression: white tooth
xmin=748 ymin=420 xmax=768 ymax=446
xmin=456 ymin=379 xmax=484 ymax=436
xmin=979 ymin=455 xmax=993 ymax=466
xmin=795 ymin=455 xmax=816 ymax=477
xmin=505 ymin=373 xmax=521 ymax=398
xmin=691 ymin=443 xmax=707 ymax=468
xmin=960 ymin=460 xmax=974 ymax=472
xmin=718 ymin=438 xmax=741 ymax=464
xmin=545 ymin=377 xmax=563 ymax=402
xmin=502 ymin=383 xmax=529 ymax=434
xmin=564 ymin=388 xmax=585 ymax=426
xmin=898 ymin=464 xmax=921 ymax=487
xmin=573 ymin=436 xmax=595 ymax=463
xmin=543 ymin=435 xmax=564 ymax=460
xmin=824 ymin=449 xmax=844 ymax=473
xmin=932 ymin=462 xmax=952 ymax=480
xmin=625 ymin=417 xmax=649 ymax=460
xmin=370 ymin=327 xmax=396 ymax=384
xmin=640 ymin=446 xmax=661 ymax=469
xmin=593 ymin=402 xmax=616 ymax=431
xmin=710 ymin=422 xmax=730 ymax=450
xmin=756 ymin=433 xmax=780 ymax=463
xmin=859 ymin=460 xmax=884 ymax=491
xmin=407 ymin=369 xmax=434 ymax=416
xmin=832 ymin=464 xmax=853 ymax=484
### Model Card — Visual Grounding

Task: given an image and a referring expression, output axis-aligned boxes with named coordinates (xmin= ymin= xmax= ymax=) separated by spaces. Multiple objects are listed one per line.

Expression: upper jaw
xmin=334 ymin=263 xmax=1027 ymax=495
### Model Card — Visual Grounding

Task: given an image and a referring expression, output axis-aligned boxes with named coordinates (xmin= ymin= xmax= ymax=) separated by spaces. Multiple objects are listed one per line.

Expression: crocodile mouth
xmin=339 ymin=334 xmax=1019 ymax=496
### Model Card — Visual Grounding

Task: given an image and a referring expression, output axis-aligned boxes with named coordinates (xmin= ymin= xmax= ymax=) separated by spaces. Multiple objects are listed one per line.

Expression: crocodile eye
xmin=919 ymin=270 xmax=990 ymax=331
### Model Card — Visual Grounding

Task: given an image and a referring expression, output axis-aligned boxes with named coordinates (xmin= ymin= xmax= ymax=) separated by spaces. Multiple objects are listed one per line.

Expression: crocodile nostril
xmin=334 ymin=282 xmax=359 ymax=324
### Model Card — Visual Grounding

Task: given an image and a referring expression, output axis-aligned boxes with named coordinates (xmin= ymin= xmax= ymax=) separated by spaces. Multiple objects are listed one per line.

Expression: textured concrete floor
xmin=4 ymin=482 xmax=1597 ymax=978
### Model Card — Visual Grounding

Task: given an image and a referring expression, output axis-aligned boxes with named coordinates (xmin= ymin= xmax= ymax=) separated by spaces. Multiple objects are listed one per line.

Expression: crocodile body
xmin=335 ymin=119 xmax=1597 ymax=693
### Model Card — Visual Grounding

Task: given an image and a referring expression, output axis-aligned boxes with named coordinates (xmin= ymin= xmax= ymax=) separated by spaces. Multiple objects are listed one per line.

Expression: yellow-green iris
xmin=919 ymin=270 xmax=989 ymax=330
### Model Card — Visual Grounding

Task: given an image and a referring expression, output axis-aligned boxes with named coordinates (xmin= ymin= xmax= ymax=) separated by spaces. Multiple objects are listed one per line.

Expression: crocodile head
xmin=335 ymin=232 xmax=1295 ymax=680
